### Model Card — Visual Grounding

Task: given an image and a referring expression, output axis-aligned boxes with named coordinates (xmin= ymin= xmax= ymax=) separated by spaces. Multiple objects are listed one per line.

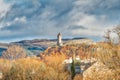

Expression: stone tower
xmin=57 ymin=32 xmax=63 ymax=46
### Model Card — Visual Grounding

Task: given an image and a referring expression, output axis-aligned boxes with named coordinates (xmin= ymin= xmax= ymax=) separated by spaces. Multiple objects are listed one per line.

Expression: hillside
xmin=0 ymin=37 xmax=93 ymax=56
xmin=0 ymin=42 xmax=119 ymax=80
xmin=0 ymin=43 xmax=9 ymax=56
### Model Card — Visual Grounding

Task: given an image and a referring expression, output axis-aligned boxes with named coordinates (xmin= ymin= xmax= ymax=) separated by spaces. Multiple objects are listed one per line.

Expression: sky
xmin=0 ymin=0 xmax=120 ymax=42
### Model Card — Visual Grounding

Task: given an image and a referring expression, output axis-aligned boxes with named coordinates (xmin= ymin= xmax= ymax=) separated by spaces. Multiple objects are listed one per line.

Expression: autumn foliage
xmin=0 ymin=54 xmax=69 ymax=80
xmin=97 ymin=44 xmax=120 ymax=80
xmin=43 ymin=44 xmax=98 ymax=59
xmin=0 ymin=42 xmax=120 ymax=80
xmin=1 ymin=45 xmax=26 ymax=60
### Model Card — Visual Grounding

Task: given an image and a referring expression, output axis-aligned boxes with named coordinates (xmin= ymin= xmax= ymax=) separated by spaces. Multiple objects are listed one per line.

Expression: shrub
xmin=1 ymin=56 xmax=69 ymax=80
xmin=74 ymin=74 xmax=83 ymax=80
xmin=97 ymin=45 xmax=120 ymax=80
xmin=2 ymin=45 xmax=26 ymax=60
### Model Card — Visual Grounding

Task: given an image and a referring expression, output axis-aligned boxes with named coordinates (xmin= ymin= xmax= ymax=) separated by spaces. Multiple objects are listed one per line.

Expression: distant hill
xmin=0 ymin=43 xmax=9 ymax=48
xmin=0 ymin=37 xmax=93 ymax=56
xmin=0 ymin=48 xmax=7 ymax=56
xmin=0 ymin=43 xmax=8 ymax=56
xmin=12 ymin=37 xmax=91 ymax=45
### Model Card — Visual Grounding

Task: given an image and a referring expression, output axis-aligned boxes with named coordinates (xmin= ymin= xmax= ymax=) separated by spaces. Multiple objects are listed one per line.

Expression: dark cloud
xmin=1 ymin=24 xmax=23 ymax=31
xmin=0 ymin=0 xmax=120 ymax=42
xmin=68 ymin=25 xmax=87 ymax=30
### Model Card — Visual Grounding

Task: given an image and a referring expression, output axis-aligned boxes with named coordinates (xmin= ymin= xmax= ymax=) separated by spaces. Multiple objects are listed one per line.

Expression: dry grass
xmin=0 ymin=55 xmax=69 ymax=80
xmin=97 ymin=45 xmax=120 ymax=70
xmin=1 ymin=43 xmax=120 ymax=80
xmin=43 ymin=44 xmax=98 ymax=59
xmin=96 ymin=44 xmax=120 ymax=80
xmin=74 ymin=74 xmax=83 ymax=80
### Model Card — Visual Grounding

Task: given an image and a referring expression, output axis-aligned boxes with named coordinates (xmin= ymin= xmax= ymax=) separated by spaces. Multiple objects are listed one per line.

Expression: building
xmin=57 ymin=32 xmax=63 ymax=46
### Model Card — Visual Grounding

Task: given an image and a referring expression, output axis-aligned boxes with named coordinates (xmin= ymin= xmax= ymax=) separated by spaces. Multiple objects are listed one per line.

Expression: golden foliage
xmin=0 ymin=54 xmax=69 ymax=80
xmin=0 ymin=43 xmax=120 ymax=80
xmin=43 ymin=44 xmax=98 ymax=59
xmin=97 ymin=44 xmax=120 ymax=80
xmin=74 ymin=74 xmax=83 ymax=80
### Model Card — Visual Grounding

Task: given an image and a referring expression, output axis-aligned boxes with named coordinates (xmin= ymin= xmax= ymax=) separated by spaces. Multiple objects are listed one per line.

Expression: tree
xmin=104 ymin=25 xmax=120 ymax=45
xmin=71 ymin=58 xmax=76 ymax=80
xmin=113 ymin=25 xmax=120 ymax=43
xmin=2 ymin=45 xmax=26 ymax=60
xmin=104 ymin=30 xmax=111 ymax=44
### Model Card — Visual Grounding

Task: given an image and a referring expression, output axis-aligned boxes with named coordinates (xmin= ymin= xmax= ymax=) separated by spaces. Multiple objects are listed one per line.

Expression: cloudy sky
xmin=0 ymin=0 xmax=120 ymax=42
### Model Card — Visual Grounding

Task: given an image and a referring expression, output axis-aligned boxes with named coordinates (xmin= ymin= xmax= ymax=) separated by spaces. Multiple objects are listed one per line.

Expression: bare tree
xmin=104 ymin=30 xmax=111 ymax=43
xmin=104 ymin=25 xmax=120 ymax=45
xmin=1 ymin=45 xmax=26 ymax=60
xmin=113 ymin=25 xmax=120 ymax=43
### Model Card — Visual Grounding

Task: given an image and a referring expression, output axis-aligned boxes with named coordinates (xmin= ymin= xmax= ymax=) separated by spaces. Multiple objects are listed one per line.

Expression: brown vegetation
xmin=83 ymin=43 xmax=120 ymax=80
xmin=97 ymin=44 xmax=120 ymax=80
xmin=0 ymin=54 xmax=69 ymax=80
xmin=1 ymin=45 xmax=26 ymax=60
xmin=0 ymin=42 xmax=120 ymax=80
xmin=42 ymin=44 xmax=98 ymax=59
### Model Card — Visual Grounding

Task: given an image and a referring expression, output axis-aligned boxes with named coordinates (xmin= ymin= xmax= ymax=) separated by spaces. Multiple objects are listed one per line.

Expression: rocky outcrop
xmin=83 ymin=61 xmax=119 ymax=80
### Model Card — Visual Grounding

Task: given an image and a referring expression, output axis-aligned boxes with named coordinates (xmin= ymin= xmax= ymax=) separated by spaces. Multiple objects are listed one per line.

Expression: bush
xmin=97 ymin=45 xmax=120 ymax=80
xmin=2 ymin=45 xmax=26 ymax=60
xmin=1 ymin=55 xmax=69 ymax=80
xmin=98 ymin=47 xmax=120 ymax=70
xmin=74 ymin=74 xmax=83 ymax=80
xmin=2 ymin=58 xmax=46 ymax=80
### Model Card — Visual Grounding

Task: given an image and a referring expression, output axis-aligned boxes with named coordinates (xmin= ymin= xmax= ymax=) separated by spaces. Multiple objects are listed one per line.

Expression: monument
xmin=57 ymin=32 xmax=63 ymax=46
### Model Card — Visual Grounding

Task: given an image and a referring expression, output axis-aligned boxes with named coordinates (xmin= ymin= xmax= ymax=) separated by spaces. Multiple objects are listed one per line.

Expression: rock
xmin=83 ymin=62 xmax=118 ymax=80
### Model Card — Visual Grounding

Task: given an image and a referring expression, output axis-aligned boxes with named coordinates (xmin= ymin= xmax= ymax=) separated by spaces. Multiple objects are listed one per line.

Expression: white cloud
xmin=0 ymin=16 xmax=27 ymax=30
xmin=33 ymin=0 xmax=41 ymax=8
xmin=0 ymin=0 xmax=11 ymax=17
xmin=0 ymin=0 xmax=120 ymax=41
xmin=71 ymin=29 xmax=103 ymax=36
xmin=0 ymin=0 xmax=12 ymax=28
xmin=14 ymin=16 xmax=27 ymax=23
xmin=63 ymin=0 xmax=118 ymax=37
xmin=110 ymin=32 xmax=119 ymax=44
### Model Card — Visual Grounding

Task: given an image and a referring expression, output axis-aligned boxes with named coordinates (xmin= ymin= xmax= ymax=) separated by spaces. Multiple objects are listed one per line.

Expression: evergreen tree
xmin=71 ymin=58 xmax=76 ymax=80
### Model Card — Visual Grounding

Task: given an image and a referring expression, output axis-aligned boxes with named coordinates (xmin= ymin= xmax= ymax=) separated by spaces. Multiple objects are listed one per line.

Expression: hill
xmin=0 ymin=37 xmax=93 ymax=56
